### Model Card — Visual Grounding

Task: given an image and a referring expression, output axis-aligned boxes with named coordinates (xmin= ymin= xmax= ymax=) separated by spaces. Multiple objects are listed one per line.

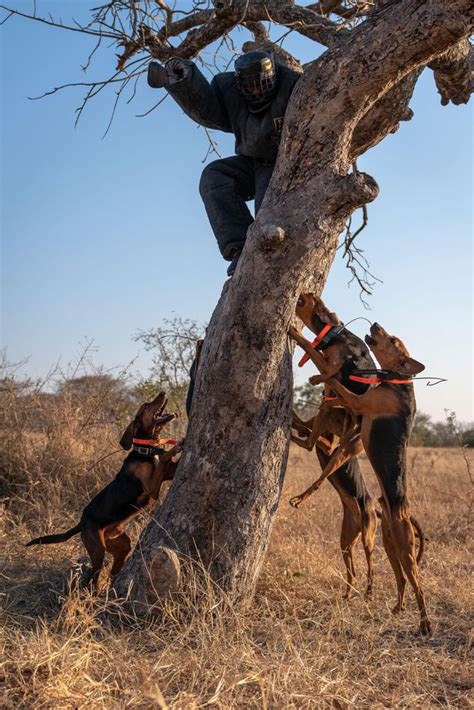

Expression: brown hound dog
xmin=292 ymin=321 xmax=431 ymax=635
xmin=27 ymin=392 xmax=182 ymax=590
xmin=290 ymin=294 xmax=379 ymax=598
xmin=290 ymin=295 xmax=372 ymax=502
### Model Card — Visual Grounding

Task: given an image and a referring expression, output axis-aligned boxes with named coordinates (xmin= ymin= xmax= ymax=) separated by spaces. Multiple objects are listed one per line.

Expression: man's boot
xmin=227 ymin=248 xmax=242 ymax=277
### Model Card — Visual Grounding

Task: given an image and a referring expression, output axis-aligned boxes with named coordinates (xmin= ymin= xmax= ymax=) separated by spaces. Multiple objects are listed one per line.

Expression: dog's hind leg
xmin=340 ymin=506 xmax=360 ymax=599
xmin=81 ymin=527 xmax=106 ymax=591
xmin=105 ymin=529 xmax=132 ymax=577
xmin=379 ymin=503 xmax=407 ymax=615
xmin=389 ymin=505 xmax=431 ymax=635
xmin=360 ymin=502 xmax=377 ymax=599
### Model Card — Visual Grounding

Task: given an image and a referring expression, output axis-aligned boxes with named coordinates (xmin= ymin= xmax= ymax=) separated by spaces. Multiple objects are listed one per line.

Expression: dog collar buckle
xmin=132 ymin=444 xmax=165 ymax=457
xmin=298 ymin=324 xmax=344 ymax=367
xmin=316 ymin=324 xmax=344 ymax=351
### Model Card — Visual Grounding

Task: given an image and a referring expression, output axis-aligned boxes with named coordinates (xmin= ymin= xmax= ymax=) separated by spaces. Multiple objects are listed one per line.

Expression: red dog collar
xmin=132 ymin=438 xmax=178 ymax=446
xmin=349 ymin=374 xmax=412 ymax=385
xmin=297 ymin=324 xmax=333 ymax=367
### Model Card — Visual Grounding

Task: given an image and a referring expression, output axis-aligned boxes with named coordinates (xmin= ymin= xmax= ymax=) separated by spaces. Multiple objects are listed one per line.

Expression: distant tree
xmin=410 ymin=412 xmax=441 ymax=447
xmin=462 ymin=430 xmax=474 ymax=448
xmin=293 ymin=381 xmax=323 ymax=421
xmin=429 ymin=420 xmax=458 ymax=447
xmin=410 ymin=410 xmax=474 ymax=448
xmin=56 ymin=374 xmax=140 ymax=424
xmin=135 ymin=316 xmax=204 ymax=437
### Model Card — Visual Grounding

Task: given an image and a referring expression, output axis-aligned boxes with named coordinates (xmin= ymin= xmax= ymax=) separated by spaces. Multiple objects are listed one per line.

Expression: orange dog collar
xmin=132 ymin=438 xmax=178 ymax=446
xmin=297 ymin=324 xmax=333 ymax=367
xmin=349 ymin=374 xmax=412 ymax=385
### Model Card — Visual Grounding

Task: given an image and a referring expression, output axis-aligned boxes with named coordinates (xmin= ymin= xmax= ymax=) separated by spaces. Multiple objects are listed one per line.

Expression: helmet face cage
xmin=235 ymin=53 xmax=277 ymax=110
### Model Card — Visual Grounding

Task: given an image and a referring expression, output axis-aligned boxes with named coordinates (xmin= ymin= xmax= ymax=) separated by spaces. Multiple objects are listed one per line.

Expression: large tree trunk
xmin=113 ymin=0 xmax=472 ymax=607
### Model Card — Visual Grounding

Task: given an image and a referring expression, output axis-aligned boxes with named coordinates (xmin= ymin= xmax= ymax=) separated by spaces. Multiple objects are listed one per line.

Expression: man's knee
xmin=199 ymin=160 xmax=230 ymax=198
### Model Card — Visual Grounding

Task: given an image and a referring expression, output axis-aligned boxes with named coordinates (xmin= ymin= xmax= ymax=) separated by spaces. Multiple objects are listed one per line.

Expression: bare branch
xmin=28 ymin=75 xmax=134 ymax=101
xmin=0 ymin=8 xmax=13 ymax=25
xmin=101 ymin=72 xmax=135 ymax=138
xmin=308 ymin=1 xmax=374 ymax=21
xmin=81 ymin=33 xmax=103 ymax=72
xmin=337 ymin=161 xmax=380 ymax=304
xmin=241 ymin=20 xmax=268 ymax=42
xmin=264 ymin=3 xmax=344 ymax=46
xmin=135 ymin=93 xmax=168 ymax=118
xmin=340 ymin=215 xmax=382 ymax=307
xmin=116 ymin=1 xmax=342 ymax=68
xmin=241 ymin=40 xmax=303 ymax=72
xmin=202 ymin=127 xmax=223 ymax=162
xmin=0 ymin=3 xmax=118 ymax=38
xmin=155 ymin=0 xmax=173 ymax=30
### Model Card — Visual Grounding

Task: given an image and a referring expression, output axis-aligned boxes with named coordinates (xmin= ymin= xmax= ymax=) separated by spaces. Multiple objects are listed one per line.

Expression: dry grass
xmin=1 ymin=403 xmax=473 ymax=708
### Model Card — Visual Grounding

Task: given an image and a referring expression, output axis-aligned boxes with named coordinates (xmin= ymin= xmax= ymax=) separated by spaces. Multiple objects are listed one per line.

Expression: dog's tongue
xmin=155 ymin=412 xmax=176 ymax=426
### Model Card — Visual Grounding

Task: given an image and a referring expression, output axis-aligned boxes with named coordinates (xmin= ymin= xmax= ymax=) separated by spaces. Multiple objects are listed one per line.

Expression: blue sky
xmin=1 ymin=2 xmax=472 ymax=422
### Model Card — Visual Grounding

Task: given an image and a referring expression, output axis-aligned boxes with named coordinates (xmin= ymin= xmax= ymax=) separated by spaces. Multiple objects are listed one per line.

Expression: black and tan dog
xmin=293 ymin=320 xmax=430 ymax=634
xmin=290 ymin=294 xmax=378 ymax=502
xmin=289 ymin=294 xmax=379 ymax=598
xmin=26 ymin=392 xmax=181 ymax=589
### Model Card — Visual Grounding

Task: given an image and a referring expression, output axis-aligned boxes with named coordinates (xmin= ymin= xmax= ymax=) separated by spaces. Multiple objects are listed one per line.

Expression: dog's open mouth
xmin=154 ymin=411 xmax=176 ymax=426
xmin=365 ymin=334 xmax=377 ymax=347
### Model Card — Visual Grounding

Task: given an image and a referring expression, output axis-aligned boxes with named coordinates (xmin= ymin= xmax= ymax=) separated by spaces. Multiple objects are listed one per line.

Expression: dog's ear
xmin=119 ymin=403 xmax=146 ymax=450
xmin=119 ymin=419 xmax=137 ymax=450
xmin=401 ymin=357 xmax=425 ymax=375
xmin=315 ymin=304 xmax=340 ymax=326
xmin=119 ymin=420 xmax=136 ymax=450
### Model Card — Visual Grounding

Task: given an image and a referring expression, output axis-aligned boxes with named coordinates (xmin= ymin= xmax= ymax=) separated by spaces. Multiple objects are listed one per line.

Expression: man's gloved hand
xmin=165 ymin=57 xmax=191 ymax=84
xmin=147 ymin=61 xmax=168 ymax=89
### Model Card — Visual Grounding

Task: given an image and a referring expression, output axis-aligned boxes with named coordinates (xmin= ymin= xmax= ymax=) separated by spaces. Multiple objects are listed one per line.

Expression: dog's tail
xmin=375 ymin=510 xmax=425 ymax=563
xmin=26 ymin=523 xmax=81 ymax=547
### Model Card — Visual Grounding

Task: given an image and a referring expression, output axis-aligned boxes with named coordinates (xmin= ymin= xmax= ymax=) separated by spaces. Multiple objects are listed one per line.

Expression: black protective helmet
xmin=234 ymin=51 xmax=277 ymax=112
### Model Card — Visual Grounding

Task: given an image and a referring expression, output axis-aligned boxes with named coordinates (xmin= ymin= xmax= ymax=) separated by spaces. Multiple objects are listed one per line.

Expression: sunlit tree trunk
xmin=112 ymin=0 xmax=473 ymax=606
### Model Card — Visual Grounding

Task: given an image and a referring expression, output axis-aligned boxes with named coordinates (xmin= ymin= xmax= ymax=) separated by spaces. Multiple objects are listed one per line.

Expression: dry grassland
xmin=1 ymin=439 xmax=473 ymax=708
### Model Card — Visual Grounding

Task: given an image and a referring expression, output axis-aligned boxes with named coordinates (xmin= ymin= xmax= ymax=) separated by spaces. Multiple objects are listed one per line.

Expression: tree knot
xmin=258 ymin=224 xmax=286 ymax=251
xmin=328 ymin=172 xmax=379 ymax=213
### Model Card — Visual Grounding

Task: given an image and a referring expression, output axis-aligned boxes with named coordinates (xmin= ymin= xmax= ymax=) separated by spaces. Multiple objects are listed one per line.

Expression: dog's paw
xmin=419 ymin=618 xmax=433 ymax=636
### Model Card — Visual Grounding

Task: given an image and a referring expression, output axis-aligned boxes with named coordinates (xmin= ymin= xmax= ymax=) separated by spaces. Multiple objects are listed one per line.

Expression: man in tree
xmin=148 ymin=51 xmax=300 ymax=276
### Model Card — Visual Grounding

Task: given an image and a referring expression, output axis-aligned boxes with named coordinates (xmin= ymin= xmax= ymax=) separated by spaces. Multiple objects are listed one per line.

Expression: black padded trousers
xmin=199 ymin=155 xmax=274 ymax=260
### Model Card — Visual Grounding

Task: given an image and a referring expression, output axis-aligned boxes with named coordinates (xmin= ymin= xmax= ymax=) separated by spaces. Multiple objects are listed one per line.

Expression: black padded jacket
xmin=166 ymin=61 xmax=300 ymax=166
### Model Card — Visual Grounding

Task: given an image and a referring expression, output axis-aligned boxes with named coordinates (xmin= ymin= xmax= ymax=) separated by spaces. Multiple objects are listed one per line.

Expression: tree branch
xmin=0 ymin=3 xmax=118 ymax=38
xmin=241 ymin=40 xmax=303 ymax=72
xmin=308 ymin=0 xmax=373 ymax=20
xmin=350 ymin=69 xmax=421 ymax=161
xmin=117 ymin=0 xmax=343 ymax=68
xmin=429 ymin=38 xmax=473 ymax=105
xmin=276 ymin=0 xmax=473 ymax=190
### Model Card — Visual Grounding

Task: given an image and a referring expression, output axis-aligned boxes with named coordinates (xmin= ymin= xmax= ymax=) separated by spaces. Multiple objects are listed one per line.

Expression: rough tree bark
xmin=109 ymin=0 xmax=473 ymax=607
